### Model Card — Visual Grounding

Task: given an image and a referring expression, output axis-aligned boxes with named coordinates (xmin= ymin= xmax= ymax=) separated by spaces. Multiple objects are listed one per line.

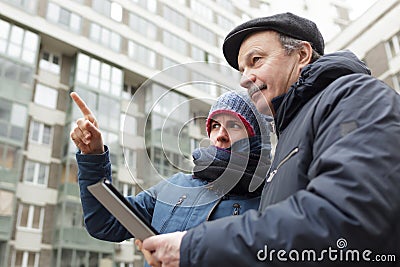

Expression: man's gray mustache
xmin=248 ymin=84 xmax=267 ymax=98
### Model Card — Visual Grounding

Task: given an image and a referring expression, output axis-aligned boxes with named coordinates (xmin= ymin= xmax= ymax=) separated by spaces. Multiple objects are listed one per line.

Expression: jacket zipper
xmin=266 ymin=147 xmax=299 ymax=183
xmin=233 ymin=203 xmax=240 ymax=215
xmin=159 ymin=195 xmax=186 ymax=233
xmin=205 ymin=197 xmax=222 ymax=221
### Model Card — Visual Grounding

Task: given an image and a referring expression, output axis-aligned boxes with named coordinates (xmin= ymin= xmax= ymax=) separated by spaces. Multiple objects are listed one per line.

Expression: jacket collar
xmin=273 ymin=50 xmax=371 ymax=137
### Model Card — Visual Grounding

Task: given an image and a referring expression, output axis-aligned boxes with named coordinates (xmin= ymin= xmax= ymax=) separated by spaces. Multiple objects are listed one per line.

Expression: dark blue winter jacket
xmin=180 ymin=51 xmax=400 ymax=266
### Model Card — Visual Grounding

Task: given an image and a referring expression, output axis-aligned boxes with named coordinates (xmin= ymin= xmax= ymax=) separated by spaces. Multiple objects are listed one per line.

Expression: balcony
xmin=54 ymin=227 xmax=114 ymax=253
xmin=58 ymin=182 xmax=80 ymax=203
xmin=0 ymin=216 xmax=12 ymax=240
xmin=0 ymin=168 xmax=18 ymax=191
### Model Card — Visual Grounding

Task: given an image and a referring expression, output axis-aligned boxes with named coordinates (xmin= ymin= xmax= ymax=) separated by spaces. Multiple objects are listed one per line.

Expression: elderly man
xmin=141 ymin=12 xmax=400 ymax=267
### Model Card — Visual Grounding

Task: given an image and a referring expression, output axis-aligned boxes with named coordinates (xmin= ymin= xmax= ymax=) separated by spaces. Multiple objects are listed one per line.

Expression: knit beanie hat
xmin=223 ymin=12 xmax=325 ymax=70
xmin=206 ymin=91 xmax=262 ymax=137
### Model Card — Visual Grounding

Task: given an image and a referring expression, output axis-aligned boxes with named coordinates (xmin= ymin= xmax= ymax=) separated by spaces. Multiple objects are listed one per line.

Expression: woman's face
xmin=209 ymin=113 xmax=250 ymax=149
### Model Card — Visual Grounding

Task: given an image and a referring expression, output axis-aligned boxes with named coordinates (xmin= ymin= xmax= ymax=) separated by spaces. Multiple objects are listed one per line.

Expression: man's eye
xmin=252 ymin=57 xmax=261 ymax=64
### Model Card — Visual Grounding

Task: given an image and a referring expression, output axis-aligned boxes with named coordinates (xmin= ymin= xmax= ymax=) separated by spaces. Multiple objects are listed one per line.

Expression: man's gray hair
xmin=279 ymin=34 xmax=321 ymax=63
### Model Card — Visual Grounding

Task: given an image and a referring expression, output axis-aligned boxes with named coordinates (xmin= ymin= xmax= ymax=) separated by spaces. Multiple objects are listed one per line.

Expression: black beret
xmin=223 ymin=12 xmax=325 ymax=70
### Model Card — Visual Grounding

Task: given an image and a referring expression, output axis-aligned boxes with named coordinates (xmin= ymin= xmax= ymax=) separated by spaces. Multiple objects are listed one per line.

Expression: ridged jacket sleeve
xmin=77 ymin=146 xmax=155 ymax=242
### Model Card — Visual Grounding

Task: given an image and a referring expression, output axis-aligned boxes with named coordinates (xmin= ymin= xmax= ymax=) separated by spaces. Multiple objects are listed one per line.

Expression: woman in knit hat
xmin=193 ymin=91 xmax=271 ymax=197
xmin=71 ymin=91 xmax=271 ymax=266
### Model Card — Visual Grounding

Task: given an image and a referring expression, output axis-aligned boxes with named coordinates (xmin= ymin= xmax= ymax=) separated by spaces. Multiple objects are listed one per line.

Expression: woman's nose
xmin=216 ymin=126 xmax=230 ymax=143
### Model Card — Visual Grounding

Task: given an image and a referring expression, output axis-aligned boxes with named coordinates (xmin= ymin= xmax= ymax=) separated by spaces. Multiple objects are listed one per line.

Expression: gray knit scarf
xmin=192 ymin=136 xmax=270 ymax=197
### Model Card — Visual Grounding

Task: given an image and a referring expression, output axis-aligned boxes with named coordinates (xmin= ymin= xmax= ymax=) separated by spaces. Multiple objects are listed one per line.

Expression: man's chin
xmin=259 ymin=104 xmax=273 ymax=116
xmin=251 ymin=92 xmax=273 ymax=116
xmin=255 ymin=99 xmax=273 ymax=116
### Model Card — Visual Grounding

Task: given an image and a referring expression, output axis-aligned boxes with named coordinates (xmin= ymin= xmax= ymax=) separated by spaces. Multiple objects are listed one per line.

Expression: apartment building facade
xmin=326 ymin=0 xmax=400 ymax=94
xmin=0 ymin=0 xmax=347 ymax=266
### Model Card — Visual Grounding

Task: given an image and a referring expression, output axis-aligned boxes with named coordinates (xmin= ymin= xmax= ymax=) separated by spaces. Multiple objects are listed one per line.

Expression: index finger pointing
xmin=70 ymin=92 xmax=94 ymax=118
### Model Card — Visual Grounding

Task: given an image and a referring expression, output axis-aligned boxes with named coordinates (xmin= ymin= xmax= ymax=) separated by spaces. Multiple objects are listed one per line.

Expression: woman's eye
xmin=227 ymin=122 xmax=242 ymax=129
xmin=211 ymin=122 xmax=220 ymax=129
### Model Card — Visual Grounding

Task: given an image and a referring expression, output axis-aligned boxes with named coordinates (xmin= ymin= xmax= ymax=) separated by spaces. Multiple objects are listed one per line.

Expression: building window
xmin=128 ymin=13 xmax=157 ymax=40
xmin=98 ymin=95 xmax=120 ymax=130
xmin=93 ymin=0 xmax=122 ymax=22
xmin=102 ymin=130 xmax=119 ymax=163
xmin=145 ymin=84 xmax=189 ymax=117
xmin=46 ymin=3 xmax=81 ymax=33
xmin=146 ymin=85 xmax=191 ymax=176
xmin=0 ymin=19 xmax=39 ymax=64
xmin=23 ymin=160 xmax=49 ymax=186
xmin=17 ymin=203 xmax=44 ymax=230
xmin=216 ymin=0 xmax=234 ymax=12
xmin=161 ymin=57 xmax=189 ymax=83
xmin=11 ymin=250 xmax=40 ymax=267
xmin=192 ymin=72 xmax=218 ymax=97
xmin=120 ymin=182 xmax=135 ymax=196
xmin=3 ymin=0 xmax=37 ymax=13
xmin=128 ymin=41 xmax=156 ymax=68
xmin=162 ymin=5 xmax=186 ymax=29
xmin=0 ymin=57 xmax=34 ymax=86
xmin=190 ymin=0 xmax=213 ymax=21
xmin=72 ymin=88 xmax=120 ymax=134
xmin=111 ymin=2 xmax=123 ymax=21
xmin=206 ymin=54 xmax=219 ymax=70
xmin=191 ymin=46 xmax=208 ymax=62
xmin=152 ymin=147 xmax=162 ymax=171
xmin=393 ymin=72 xmax=400 ymax=93
xmin=151 ymin=147 xmax=187 ymax=177
xmin=39 ymin=51 xmax=60 ymax=74
xmin=0 ymin=19 xmax=10 ymax=54
xmin=0 ymin=98 xmax=27 ymax=141
xmin=385 ymin=32 xmax=400 ymax=59
xmin=29 ymin=120 xmax=52 ymax=145
xmin=190 ymin=21 xmax=215 ymax=46
xmin=216 ymin=14 xmax=234 ymax=30
xmin=0 ymin=143 xmax=21 ymax=170
xmin=76 ymin=53 xmax=122 ymax=96
xmin=122 ymin=83 xmax=139 ymax=100
xmin=89 ymin=22 xmax=121 ymax=52
xmin=190 ymin=138 xmax=200 ymax=152
xmin=121 ymin=114 xmax=137 ymax=135
xmin=93 ymin=0 xmax=111 ymax=16
xmin=0 ymin=190 xmax=14 ymax=216
xmin=34 ymin=84 xmax=58 ymax=109
xmin=64 ymin=202 xmax=84 ymax=227
xmin=162 ymin=31 xmax=188 ymax=55
xmin=132 ymin=0 xmax=157 ymax=13
xmin=123 ymin=148 xmax=137 ymax=171
xmin=71 ymin=88 xmax=97 ymax=119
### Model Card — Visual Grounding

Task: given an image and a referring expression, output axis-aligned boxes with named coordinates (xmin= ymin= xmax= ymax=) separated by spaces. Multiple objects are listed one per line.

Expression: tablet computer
xmin=87 ymin=178 xmax=158 ymax=240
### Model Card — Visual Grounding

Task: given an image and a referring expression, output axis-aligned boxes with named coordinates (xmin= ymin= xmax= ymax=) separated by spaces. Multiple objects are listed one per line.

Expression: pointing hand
xmin=70 ymin=92 xmax=104 ymax=154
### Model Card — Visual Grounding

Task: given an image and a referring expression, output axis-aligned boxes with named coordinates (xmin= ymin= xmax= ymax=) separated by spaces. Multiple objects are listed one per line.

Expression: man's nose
xmin=240 ymin=72 xmax=256 ymax=89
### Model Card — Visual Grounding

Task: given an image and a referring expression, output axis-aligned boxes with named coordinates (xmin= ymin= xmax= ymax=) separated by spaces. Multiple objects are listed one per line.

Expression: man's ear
xmin=298 ymin=41 xmax=313 ymax=68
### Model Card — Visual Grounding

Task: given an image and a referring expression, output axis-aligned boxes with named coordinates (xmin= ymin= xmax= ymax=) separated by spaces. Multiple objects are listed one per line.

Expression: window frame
xmin=29 ymin=120 xmax=52 ymax=145
xmin=23 ymin=160 xmax=49 ymax=186
xmin=16 ymin=203 xmax=45 ymax=231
